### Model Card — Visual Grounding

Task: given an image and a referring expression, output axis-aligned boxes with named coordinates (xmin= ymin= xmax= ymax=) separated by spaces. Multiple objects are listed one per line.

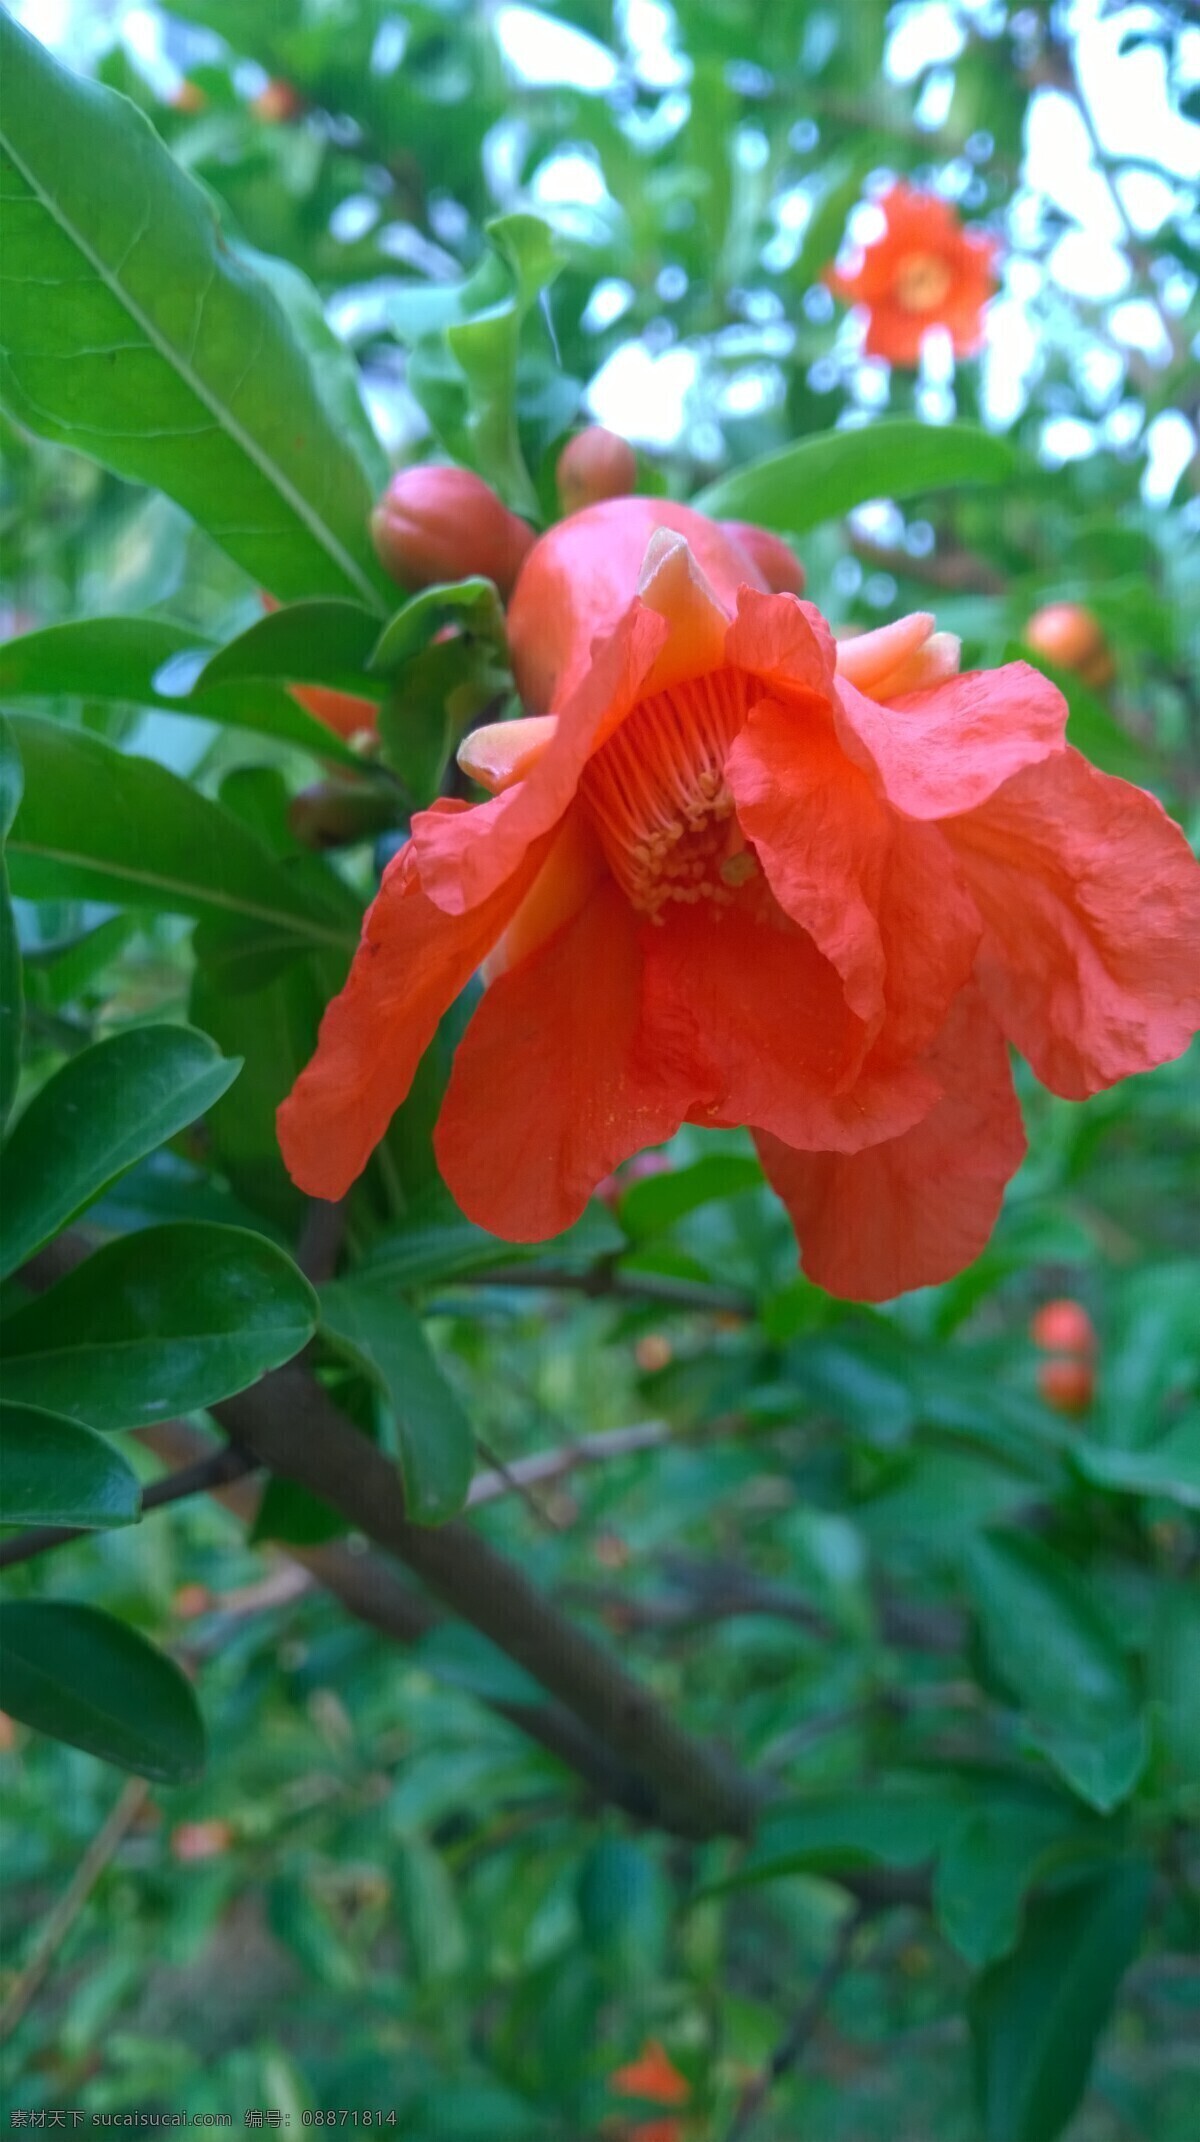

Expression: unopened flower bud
xmin=371 ymin=466 xmax=535 ymax=598
xmin=252 ymin=79 xmax=304 ymax=123
xmin=1031 ymin=1298 xmax=1096 ymax=1356
xmin=1038 ymin=1357 xmax=1095 ymax=1416
xmin=556 ymin=427 xmax=638 ymax=514
xmin=288 ymin=779 xmax=400 ymax=851
xmin=1024 ymin=603 xmax=1114 ymax=691
xmin=720 ymin=520 xmax=807 ymax=595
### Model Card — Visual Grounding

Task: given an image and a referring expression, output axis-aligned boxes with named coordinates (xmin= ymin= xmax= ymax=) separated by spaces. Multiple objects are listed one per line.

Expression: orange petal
xmin=435 ymin=880 xmax=697 ymax=1239
xmin=757 ymin=986 xmax=1025 ymax=1301
xmin=635 ymin=529 xmax=732 ymax=697
xmin=276 ymin=809 xmax=552 ymax=1200
xmin=834 ymin=613 xmax=935 ymax=694
xmin=457 ymin=715 xmax=557 ymax=793
xmin=833 ymin=663 xmax=1066 ymax=820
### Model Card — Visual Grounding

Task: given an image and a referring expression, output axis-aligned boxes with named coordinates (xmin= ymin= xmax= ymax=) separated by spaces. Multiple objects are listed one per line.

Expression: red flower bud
xmin=1030 ymin=1298 xmax=1096 ymax=1356
xmin=252 ymin=79 xmax=304 ymax=123
xmin=556 ymin=427 xmax=638 ymax=514
xmin=371 ymin=466 xmax=535 ymax=598
xmin=1024 ymin=604 xmax=1114 ymax=691
xmin=1038 ymin=1357 xmax=1095 ymax=1416
xmin=719 ymin=520 xmax=806 ymax=595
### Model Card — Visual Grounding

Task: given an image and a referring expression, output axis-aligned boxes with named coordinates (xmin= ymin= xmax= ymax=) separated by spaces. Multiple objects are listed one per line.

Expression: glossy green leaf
xmin=965 ymin=1532 xmax=1148 ymax=1812
xmin=319 ymin=1278 xmax=474 ymax=1524
xmin=0 ymin=14 xmax=390 ymax=607
xmin=0 ymin=617 xmax=363 ymax=769
xmin=934 ymin=1791 xmax=1111 ymax=1969
xmin=0 ymin=1601 xmax=205 ymax=1781
xmin=618 ymin=1153 xmax=763 ymax=1238
xmin=194 ymin=599 xmax=384 ymax=695
xmin=5 ymin=716 xmax=355 ymax=948
xmin=0 ymin=1024 xmax=241 ymax=1279
xmin=709 ymin=1782 xmax=968 ymax=1891
xmin=0 ymin=713 xmax=22 ymax=1135
xmin=367 ymin=578 xmax=507 ymax=676
xmin=969 ymin=1862 xmax=1150 ymax=2142
xmin=692 ymin=419 xmax=1015 ymax=531
xmin=2 ymin=1223 xmax=318 ymax=1430
xmin=0 ymin=1400 xmax=141 ymax=1528
xmin=363 ymin=1184 xmax=624 ymax=1291
xmin=1072 ymin=1419 xmax=1200 ymax=1509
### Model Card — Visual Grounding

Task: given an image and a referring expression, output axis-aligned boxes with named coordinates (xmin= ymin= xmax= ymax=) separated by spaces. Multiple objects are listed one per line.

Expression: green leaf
xmin=0 ymin=713 xmax=22 ymax=1135
xmin=2 ymin=1223 xmax=318 ymax=1430
xmin=0 ymin=1601 xmax=205 ymax=1781
xmin=194 ymin=599 xmax=384 ymax=695
xmin=319 ymin=1278 xmax=474 ymax=1524
xmin=934 ymin=1790 xmax=1112 ymax=1969
xmin=0 ymin=617 xmax=364 ymax=769
xmin=0 ymin=14 xmax=390 ymax=607
xmin=0 ymin=1400 xmax=141 ymax=1528
xmin=969 ymin=1862 xmax=1150 ymax=2142
xmin=709 ymin=1781 xmax=967 ymax=1891
xmin=691 ymin=419 xmax=1015 ymax=531
xmin=5 ymin=716 xmax=354 ymax=948
xmin=0 ymin=1024 xmax=241 ymax=1280
xmin=1147 ymin=1584 xmax=1200 ymax=1807
xmin=577 ymin=1838 xmax=667 ymax=1984
xmin=394 ymin=1836 xmax=469 ymax=1985
xmin=1072 ymin=1419 xmax=1200 ymax=1509
xmin=965 ymin=1533 xmax=1148 ymax=1812
xmin=364 ymin=1184 xmax=624 ymax=1291
xmin=367 ymin=578 xmax=507 ymax=677
xmin=618 ymin=1153 xmax=763 ymax=1238
xmin=401 ymin=214 xmax=564 ymax=515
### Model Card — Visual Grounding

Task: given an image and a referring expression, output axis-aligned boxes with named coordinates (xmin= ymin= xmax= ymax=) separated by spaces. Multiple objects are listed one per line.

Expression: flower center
xmin=582 ymin=668 xmax=756 ymax=919
xmin=893 ymin=251 xmax=954 ymax=314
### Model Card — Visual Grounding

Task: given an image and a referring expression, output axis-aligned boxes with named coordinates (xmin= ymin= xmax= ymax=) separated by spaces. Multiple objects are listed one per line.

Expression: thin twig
xmin=725 ymin=1904 xmax=869 ymax=2140
xmin=0 ymin=1776 xmax=150 ymax=2045
xmin=0 ymin=1446 xmax=260 ymax=1571
xmin=465 ymin=1263 xmax=754 ymax=1318
xmin=467 ymin=1419 xmax=673 ymax=1508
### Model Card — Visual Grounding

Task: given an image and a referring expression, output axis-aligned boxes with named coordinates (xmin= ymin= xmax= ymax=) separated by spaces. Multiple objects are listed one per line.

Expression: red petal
xmin=277 ymin=811 xmax=550 ymax=1200
xmin=725 ymin=698 xmax=889 ymax=1026
xmin=834 ymin=662 xmax=1067 ymax=819
xmin=434 ymin=880 xmax=697 ymax=1239
xmin=724 ymin=587 xmax=837 ymax=698
xmin=946 ymin=748 xmax=1200 ymax=1096
xmin=642 ymin=901 xmax=939 ymax=1152
xmin=758 ymin=987 xmax=1025 ymax=1301
xmin=412 ymin=602 xmax=668 ymax=916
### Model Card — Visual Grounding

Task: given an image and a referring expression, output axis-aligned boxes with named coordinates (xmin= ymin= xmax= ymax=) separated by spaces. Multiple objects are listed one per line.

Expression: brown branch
xmin=213 ymin=1363 xmax=760 ymax=1841
xmin=725 ymin=1903 xmax=869 ymax=2140
xmin=0 ymin=1446 xmax=260 ymax=1570
xmin=0 ymin=1775 xmax=150 ymax=2045
xmin=849 ymin=535 xmax=1007 ymax=595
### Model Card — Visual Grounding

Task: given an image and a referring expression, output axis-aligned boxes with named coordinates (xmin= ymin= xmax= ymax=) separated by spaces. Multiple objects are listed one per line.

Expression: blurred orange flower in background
xmin=826 ymin=183 xmax=999 ymax=364
xmin=278 ymin=491 xmax=1200 ymax=1304
xmin=609 ymin=2039 xmax=690 ymax=2141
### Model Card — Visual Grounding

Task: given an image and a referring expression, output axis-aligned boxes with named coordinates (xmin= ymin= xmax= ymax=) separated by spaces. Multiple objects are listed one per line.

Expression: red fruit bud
xmin=252 ymin=79 xmax=304 ymax=123
xmin=556 ymin=427 xmax=638 ymax=514
xmin=1030 ymin=1298 xmax=1096 ymax=1356
xmin=1038 ymin=1357 xmax=1095 ymax=1416
xmin=720 ymin=520 xmax=806 ymax=595
xmin=371 ymin=466 xmax=535 ymax=598
xmin=171 ymin=1819 xmax=234 ymax=1863
xmin=1024 ymin=604 xmax=1114 ymax=690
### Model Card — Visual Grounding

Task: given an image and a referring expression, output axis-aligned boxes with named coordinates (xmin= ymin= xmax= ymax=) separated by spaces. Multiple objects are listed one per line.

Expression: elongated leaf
xmin=0 ymin=1601 xmax=205 ymax=1781
xmin=363 ymin=1185 xmax=624 ymax=1291
xmin=0 ymin=713 xmax=22 ymax=1134
xmin=969 ymin=1862 xmax=1150 ymax=2142
xmin=965 ymin=1532 xmax=1148 ymax=1812
xmin=0 ymin=1024 xmax=240 ymax=1279
xmin=5 ymin=716 xmax=354 ymax=948
xmin=367 ymin=578 xmax=507 ymax=675
xmin=692 ymin=419 xmax=1015 ymax=530
xmin=2 ymin=1223 xmax=318 ymax=1429
xmin=1072 ymin=1419 xmax=1200 ymax=1509
xmin=934 ymin=1791 xmax=1112 ymax=1969
xmin=0 ymin=1401 xmax=141 ymax=1528
xmin=319 ymin=1279 xmax=474 ymax=1524
xmin=1147 ymin=1584 xmax=1200 ymax=1805
xmin=619 ymin=1154 xmax=763 ymax=1238
xmin=0 ymin=14 xmax=390 ymax=607
xmin=195 ymin=599 xmax=384 ymax=695
xmin=707 ymin=1782 xmax=968 ymax=1892
xmin=0 ymin=618 xmax=363 ymax=769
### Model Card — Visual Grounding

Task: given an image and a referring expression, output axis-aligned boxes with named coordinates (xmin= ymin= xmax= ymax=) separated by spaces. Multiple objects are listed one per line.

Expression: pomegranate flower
xmin=278 ymin=497 xmax=1200 ymax=1302
xmin=826 ymin=184 xmax=999 ymax=366
xmin=609 ymin=2038 xmax=689 ymax=2141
